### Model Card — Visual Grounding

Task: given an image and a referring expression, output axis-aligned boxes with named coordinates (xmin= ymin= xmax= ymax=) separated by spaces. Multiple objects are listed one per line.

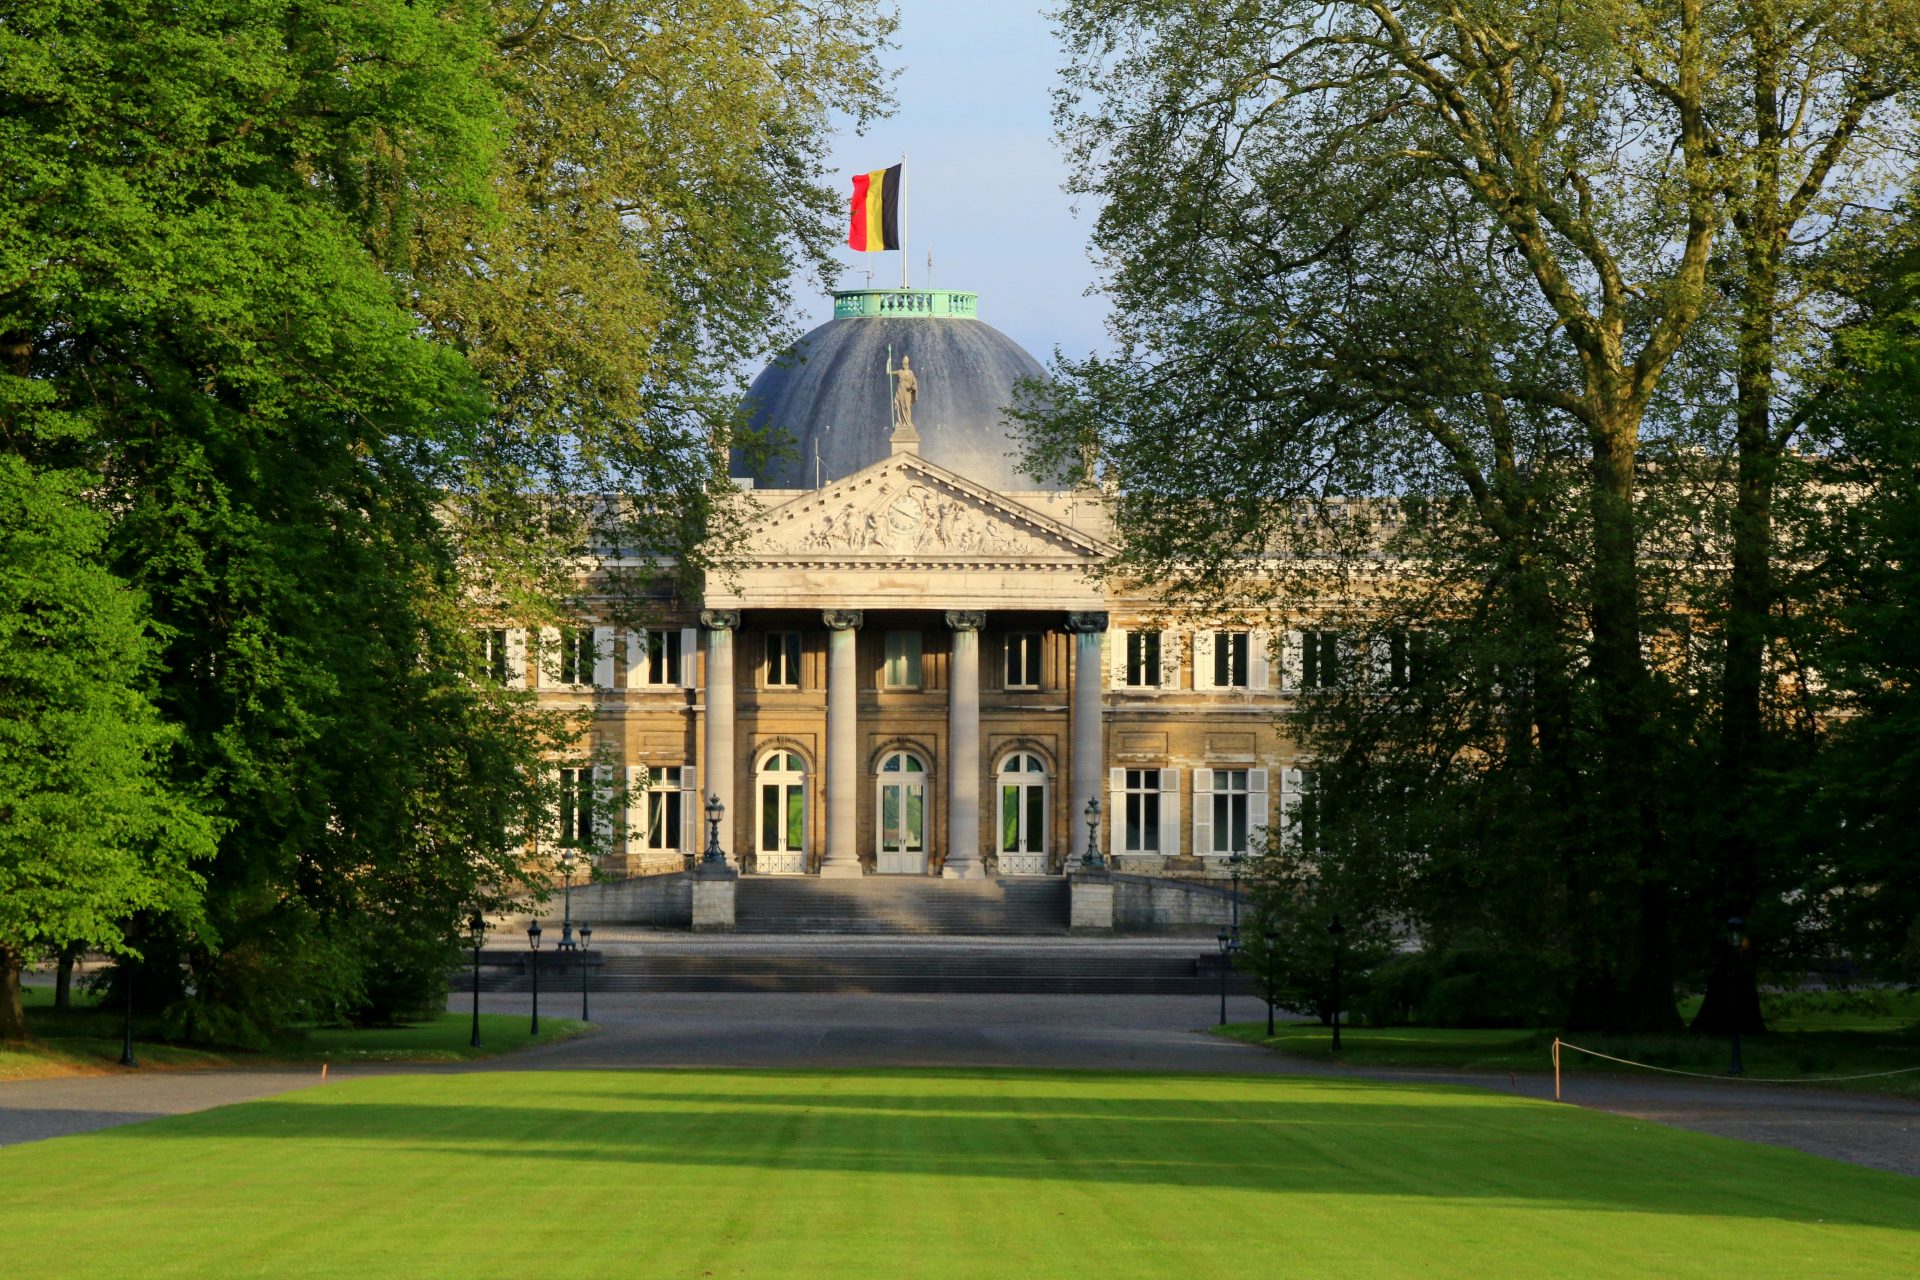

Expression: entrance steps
xmin=732 ymin=876 xmax=1069 ymax=935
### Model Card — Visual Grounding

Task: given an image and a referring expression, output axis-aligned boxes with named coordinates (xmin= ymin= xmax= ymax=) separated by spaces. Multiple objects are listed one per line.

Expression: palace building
xmin=515 ymin=289 xmax=1312 ymax=885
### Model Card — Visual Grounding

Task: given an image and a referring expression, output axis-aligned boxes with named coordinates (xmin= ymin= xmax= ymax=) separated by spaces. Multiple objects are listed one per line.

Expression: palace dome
xmin=736 ymin=289 xmax=1054 ymax=491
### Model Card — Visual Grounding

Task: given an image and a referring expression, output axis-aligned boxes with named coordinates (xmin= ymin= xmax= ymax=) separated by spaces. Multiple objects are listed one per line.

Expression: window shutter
xmin=1108 ymin=767 xmax=1126 ymax=853
xmin=679 ymin=627 xmax=699 ymax=688
xmin=1108 ymin=628 xmax=1129 ymax=687
xmin=505 ymin=628 xmax=528 ymax=690
xmin=624 ymin=630 xmax=645 ymax=686
xmin=1369 ymin=636 xmax=1393 ymax=688
xmin=593 ymin=626 xmax=616 ymax=690
xmin=1281 ymin=768 xmax=1304 ymax=849
xmin=680 ymin=765 xmax=700 ymax=853
xmin=591 ymin=765 xmax=615 ymax=847
xmin=1192 ymin=768 xmax=1213 ymax=856
xmin=1193 ymin=631 xmax=1216 ymax=690
xmin=1281 ymin=630 xmax=1304 ymax=692
xmin=1158 ymin=768 xmax=1181 ymax=856
xmin=1159 ymin=630 xmax=1181 ymax=689
xmin=1250 ymin=631 xmax=1271 ymax=690
xmin=1249 ymin=768 xmax=1269 ymax=846
xmin=537 ymin=628 xmax=562 ymax=689
xmin=625 ymin=765 xmax=647 ymax=853
xmin=540 ymin=765 xmax=564 ymax=848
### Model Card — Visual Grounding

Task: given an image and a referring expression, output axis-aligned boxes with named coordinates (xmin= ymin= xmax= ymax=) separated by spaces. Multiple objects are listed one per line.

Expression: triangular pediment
xmin=745 ymin=454 xmax=1110 ymax=564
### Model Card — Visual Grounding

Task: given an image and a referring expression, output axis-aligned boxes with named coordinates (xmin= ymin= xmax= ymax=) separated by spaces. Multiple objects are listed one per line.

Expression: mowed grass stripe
xmin=5 ymin=1069 xmax=1914 ymax=1278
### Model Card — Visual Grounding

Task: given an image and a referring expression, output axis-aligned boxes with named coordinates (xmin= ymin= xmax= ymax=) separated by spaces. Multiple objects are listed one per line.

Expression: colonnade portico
xmin=698 ymin=605 xmax=1106 ymax=876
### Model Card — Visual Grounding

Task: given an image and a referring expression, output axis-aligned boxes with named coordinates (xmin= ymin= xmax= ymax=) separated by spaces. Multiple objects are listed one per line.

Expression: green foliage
xmin=1362 ymin=943 xmax=1572 ymax=1029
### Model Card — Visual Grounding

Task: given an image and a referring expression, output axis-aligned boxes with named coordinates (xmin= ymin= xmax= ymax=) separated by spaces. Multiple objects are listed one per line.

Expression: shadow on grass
xmin=92 ymin=1070 xmax=1919 ymax=1230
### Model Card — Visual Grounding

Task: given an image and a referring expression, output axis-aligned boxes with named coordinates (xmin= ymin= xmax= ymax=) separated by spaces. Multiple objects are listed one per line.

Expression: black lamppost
xmin=468 ymin=912 xmax=486 ymax=1049
xmin=1081 ymin=797 xmax=1104 ymax=870
xmin=1228 ymin=851 xmax=1247 ymax=934
xmin=578 ymin=922 xmax=593 ymax=1022
xmin=119 ymin=966 xmax=136 ymax=1069
xmin=558 ymin=848 xmax=577 ymax=950
xmin=1327 ymin=914 xmax=1347 ymax=1053
xmin=1216 ymin=929 xmax=1238 ymax=1026
xmin=1264 ymin=927 xmax=1279 ymax=1038
xmin=1727 ymin=916 xmax=1746 ymax=1076
xmin=527 ymin=919 xmax=543 ymax=1036
xmin=702 ymin=793 xmax=727 ymax=867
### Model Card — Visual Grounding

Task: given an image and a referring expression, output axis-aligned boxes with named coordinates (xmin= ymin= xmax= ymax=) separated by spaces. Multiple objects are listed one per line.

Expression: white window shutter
xmin=1250 ymin=631 xmax=1271 ymax=690
xmin=680 ymin=765 xmax=700 ymax=853
xmin=541 ymin=765 xmax=564 ymax=848
xmin=1108 ymin=767 xmax=1126 ymax=852
xmin=1159 ymin=630 xmax=1181 ymax=688
xmin=680 ymin=627 xmax=699 ymax=688
xmin=624 ymin=630 xmax=645 ymax=686
xmin=1193 ymin=631 xmax=1216 ymax=690
xmin=1158 ymin=768 xmax=1181 ymax=856
xmin=593 ymin=626 xmax=616 ymax=689
xmin=625 ymin=765 xmax=647 ymax=852
xmin=505 ymin=628 xmax=528 ymax=690
xmin=1108 ymin=628 xmax=1129 ymax=687
xmin=1369 ymin=636 xmax=1393 ymax=688
xmin=1192 ymin=768 xmax=1213 ymax=856
xmin=1281 ymin=630 xmax=1304 ymax=692
xmin=1249 ymin=768 xmax=1269 ymax=846
xmin=537 ymin=627 xmax=562 ymax=689
xmin=1281 ymin=767 xmax=1304 ymax=848
xmin=591 ymin=765 xmax=615 ymax=847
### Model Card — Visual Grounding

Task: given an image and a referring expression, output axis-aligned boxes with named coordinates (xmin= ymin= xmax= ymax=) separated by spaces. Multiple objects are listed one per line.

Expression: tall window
xmin=558 ymin=629 xmax=595 ymax=686
xmin=1300 ymin=629 xmax=1344 ymax=689
xmin=1122 ymin=769 xmax=1161 ymax=853
xmin=1373 ymin=631 xmax=1417 ymax=688
xmin=480 ymin=629 xmax=510 ymax=684
xmin=556 ymin=766 xmax=593 ymax=848
xmin=1005 ymin=633 xmax=1042 ymax=689
xmin=1210 ymin=769 xmax=1250 ymax=855
xmin=1213 ymin=631 xmax=1251 ymax=688
xmin=633 ymin=630 xmax=684 ymax=687
xmin=1126 ymin=632 xmax=1161 ymax=687
xmin=883 ymin=631 xmax=923 ymax=688
xmin=997 ymin=752 xmax=1049 ymax=873
xmin=641 ymin=767 xmax=683 ymax=853
xmin=756 ymin=751 xmax=807 ymax=873
xmin=877 ymin=751 xmax=927 ymax=856
xmin=765 ymin=631 xmax=802 ymax=688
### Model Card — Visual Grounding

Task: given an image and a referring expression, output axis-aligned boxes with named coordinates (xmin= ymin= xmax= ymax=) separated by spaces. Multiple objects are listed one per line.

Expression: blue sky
xmin=798 ymin=2 xmax=1109 ymax=365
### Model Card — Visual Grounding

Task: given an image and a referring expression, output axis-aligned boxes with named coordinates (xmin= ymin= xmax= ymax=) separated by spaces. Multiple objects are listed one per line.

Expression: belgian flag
xmin=848 ymin=164 xmax=902 ymax=252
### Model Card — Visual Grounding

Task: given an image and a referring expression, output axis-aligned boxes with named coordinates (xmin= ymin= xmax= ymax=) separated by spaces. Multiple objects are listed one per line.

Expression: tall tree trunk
xmin=54 ymin=945 xmax=78 ymax=1011
xmin=0 ymin=947 xmax=28 ymax=1041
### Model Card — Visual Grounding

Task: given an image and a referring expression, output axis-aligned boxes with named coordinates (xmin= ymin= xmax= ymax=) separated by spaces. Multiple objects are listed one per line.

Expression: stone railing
xmin=833 ymin=289 xmax=979 ymax=319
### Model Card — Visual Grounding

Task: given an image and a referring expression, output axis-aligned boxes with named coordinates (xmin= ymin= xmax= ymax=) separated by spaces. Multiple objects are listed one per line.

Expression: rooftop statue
xmin=887 ymin=351 xmax=918 ymax=433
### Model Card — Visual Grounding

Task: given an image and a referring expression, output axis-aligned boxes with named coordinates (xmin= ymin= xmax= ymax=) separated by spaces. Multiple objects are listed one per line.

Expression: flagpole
xmin=900 ymin=151 xmax=909 ymax=290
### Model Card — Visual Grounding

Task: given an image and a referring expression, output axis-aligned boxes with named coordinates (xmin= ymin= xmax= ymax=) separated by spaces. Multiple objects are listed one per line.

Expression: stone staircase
xmin=731 ymin=877 xmax=1070 ymax=935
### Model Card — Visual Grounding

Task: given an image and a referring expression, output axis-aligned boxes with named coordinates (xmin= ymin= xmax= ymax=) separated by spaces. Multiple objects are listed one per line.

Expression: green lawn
xmin=3 ymin=1070 xmax=1914 ymax=1277
xmin=1 ymin=985 xmax=585 ymax=1079
xmin=1220 ymin=992 xmax=1920 ymax=1099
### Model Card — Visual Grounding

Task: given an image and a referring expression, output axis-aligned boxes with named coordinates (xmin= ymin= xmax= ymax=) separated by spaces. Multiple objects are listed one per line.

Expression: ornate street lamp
xmin=1727 ymin=916 xmax=1747 ymax=1076
xmin=1263 ymin=927 xmax=1279 ymax=1038
xmin=118 ymin=965 xmax=137 ymax=1069
xmin=702 ymin=793 xmax=727 ymax=867
xmin=527 ymin=919 xmax=543 ymax=1037
xmin=558 ymin=848 xmax=577 ymax=950
xmin=578 ymin=923 xmax=593 ymax=1023
xmin=1227 ymin=850 xmax=1247 ymax=934
xmin=468 ymin=912 xmax=486 ymax=1049
xmin=1216 ymin=929 xmax=1239 ymax=1027
xmin=1081 ymin=797 xmax=1105 ymax=870
xmin=1327 ymin=914 xmax=1348 ymax=1053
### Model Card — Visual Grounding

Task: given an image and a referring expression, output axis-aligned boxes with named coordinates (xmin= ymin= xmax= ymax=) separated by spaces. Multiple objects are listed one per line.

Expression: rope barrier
xmin=1551 ymin=1037 xmax=1920 ymax=1095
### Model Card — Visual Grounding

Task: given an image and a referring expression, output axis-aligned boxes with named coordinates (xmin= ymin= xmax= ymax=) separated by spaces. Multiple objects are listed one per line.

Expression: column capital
xmin=1064 ymin=611 xmax=1109 ymax=634
xmin=944 ymin=610 xmax=987 ymax=632
xmin=699 ymin=609 xmax=741 ymax=631
xmin=822 ymin=609 xmax=864 ymax=631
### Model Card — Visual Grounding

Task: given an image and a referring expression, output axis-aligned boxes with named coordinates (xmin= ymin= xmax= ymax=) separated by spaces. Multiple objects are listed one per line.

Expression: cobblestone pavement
xmin=5 ymin=991 xmax=1915 ymax=1177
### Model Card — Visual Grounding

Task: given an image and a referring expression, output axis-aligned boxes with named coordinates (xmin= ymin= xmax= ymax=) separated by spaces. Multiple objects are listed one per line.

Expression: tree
xmin=1030 ymin=0 xmax=1918 ymax=1030
xmin=0 ymin=459 xmax=212 ymax=1040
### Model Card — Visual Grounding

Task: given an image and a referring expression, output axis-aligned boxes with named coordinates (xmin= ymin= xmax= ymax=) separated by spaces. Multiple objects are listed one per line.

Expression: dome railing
xmin=833 ymin=289 xmax=979 ymax=319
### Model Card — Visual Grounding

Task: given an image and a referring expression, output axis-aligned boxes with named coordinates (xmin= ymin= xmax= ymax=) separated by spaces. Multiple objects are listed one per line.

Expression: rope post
xmin=1552 ymin=1038 xmax=1561 ymax=1102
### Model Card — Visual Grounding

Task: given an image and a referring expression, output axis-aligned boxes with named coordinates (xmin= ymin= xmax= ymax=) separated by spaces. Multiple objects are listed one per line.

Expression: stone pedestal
xmin=1069 ymin=870 xmax=1115 ymax=934
xmin=691 ymin=863 xmax=738 ymax=932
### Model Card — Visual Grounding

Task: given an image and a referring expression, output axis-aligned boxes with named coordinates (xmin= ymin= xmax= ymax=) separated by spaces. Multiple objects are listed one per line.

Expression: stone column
xmin=1065 ymin=612 xmax=1109 ymax=868
xmin=700 ymin=610 xmax=740 ymax=866
xmin=820 ymin=609 xmax=864 ymax=878
xmin=943 ymin=611 xmax=986 ymax=879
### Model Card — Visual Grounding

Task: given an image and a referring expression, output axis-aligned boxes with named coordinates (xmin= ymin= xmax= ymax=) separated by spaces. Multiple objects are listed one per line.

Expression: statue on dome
xmin=886 ymin=350 xmax=918 ymax=433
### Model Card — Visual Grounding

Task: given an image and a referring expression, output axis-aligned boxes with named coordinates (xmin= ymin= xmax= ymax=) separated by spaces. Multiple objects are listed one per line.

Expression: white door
xmin=756 ymin=751 xmax=808 ymax=874
xmin=875 ymin=751 xmax=930 ymax=874
xmin=997 ymin=752 xmax=1050 ymax=875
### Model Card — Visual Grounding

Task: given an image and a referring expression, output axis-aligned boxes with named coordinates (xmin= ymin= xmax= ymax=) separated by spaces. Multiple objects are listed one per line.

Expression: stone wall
xmin=505 ymin=873 xmax=693 ymax=930
xmin=1111 ymin=873 xmax=1241 ymax=933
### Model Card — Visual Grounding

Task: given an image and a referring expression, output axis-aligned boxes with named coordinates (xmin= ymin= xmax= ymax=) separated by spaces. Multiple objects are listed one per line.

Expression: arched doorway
xmin=997 ymin=751 xmax=1050 ymax=875
xmin=875 ymin=749 xmax=930 ymax=874
xmin=756 ymin=750 xmax=808 ymax=874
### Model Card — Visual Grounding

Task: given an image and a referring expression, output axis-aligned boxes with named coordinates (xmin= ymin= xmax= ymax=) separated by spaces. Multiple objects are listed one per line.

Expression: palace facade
xmin=510 ymin=289 xmax=1316 ymax=882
